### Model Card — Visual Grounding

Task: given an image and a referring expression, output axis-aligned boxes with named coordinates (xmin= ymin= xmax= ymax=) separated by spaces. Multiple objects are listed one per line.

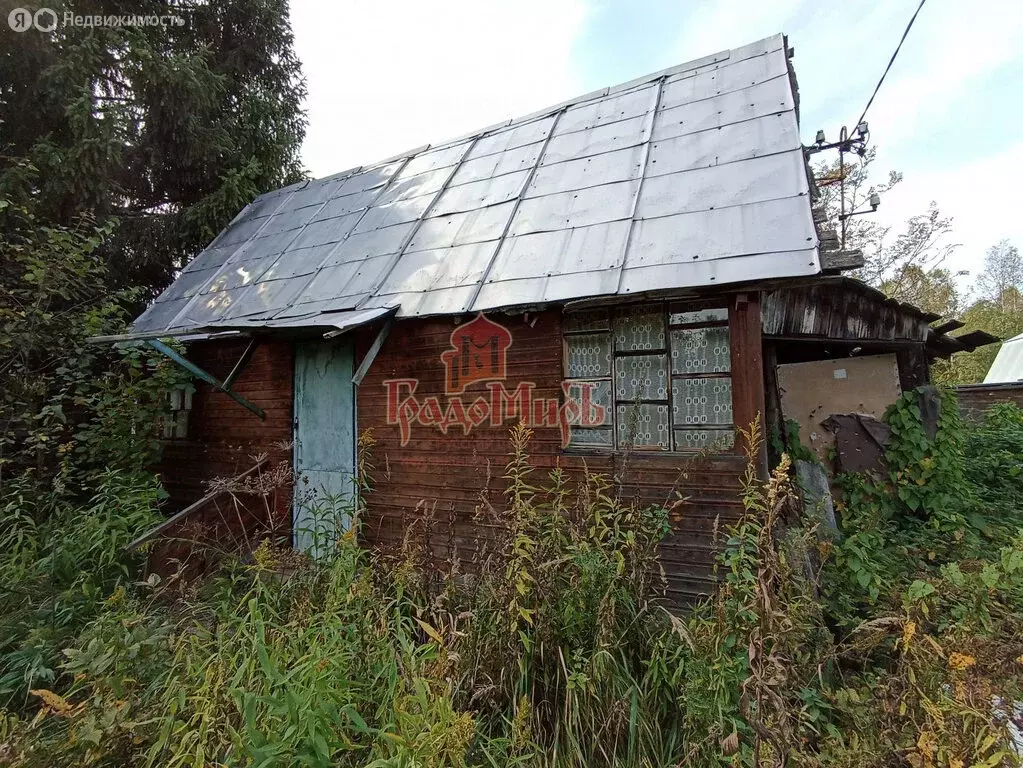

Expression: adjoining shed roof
xmin=984 ymin=333 xmax=1023 ymax=383
xmin=130 ymin=33 xmax=820 ymax=337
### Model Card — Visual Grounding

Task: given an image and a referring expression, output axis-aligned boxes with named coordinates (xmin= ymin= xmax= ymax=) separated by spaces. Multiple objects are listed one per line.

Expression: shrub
xmin=0 ymin=471 xmax=161 ymax=707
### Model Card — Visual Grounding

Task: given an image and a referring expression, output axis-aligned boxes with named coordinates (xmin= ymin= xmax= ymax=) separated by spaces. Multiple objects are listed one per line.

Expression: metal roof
xmin=130 ymin=33 xmax=820 ymax=337
xmin=984 ymin=333 xmax=1023 ymax=383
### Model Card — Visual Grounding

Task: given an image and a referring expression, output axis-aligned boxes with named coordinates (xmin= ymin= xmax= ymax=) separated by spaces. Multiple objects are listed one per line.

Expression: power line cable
xmin=854 ymin=0 xmax=928 ymax=128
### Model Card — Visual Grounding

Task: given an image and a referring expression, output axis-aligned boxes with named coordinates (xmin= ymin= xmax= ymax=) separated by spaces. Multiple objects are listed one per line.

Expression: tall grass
xmin=2 ymin=401 xmax=1022 ymax=767
xmin=0 ymin=470 xmax=161 ymax=707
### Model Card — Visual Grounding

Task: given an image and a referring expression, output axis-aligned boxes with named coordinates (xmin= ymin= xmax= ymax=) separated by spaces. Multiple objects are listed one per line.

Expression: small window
xmin=563 ymin=301 xmax=734 ymax=452
xmin=163 ymin=386 xmax=193 ymax=439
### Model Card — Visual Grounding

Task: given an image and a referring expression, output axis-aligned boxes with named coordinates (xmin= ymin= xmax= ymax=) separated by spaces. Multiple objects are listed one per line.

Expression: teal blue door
xmin=293 ymin=339 xmax=356 ymax=557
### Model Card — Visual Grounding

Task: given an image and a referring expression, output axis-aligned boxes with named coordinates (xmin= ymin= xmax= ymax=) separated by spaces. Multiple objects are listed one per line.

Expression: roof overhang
xmin=88 ymin=306 xmax=397 ymax=345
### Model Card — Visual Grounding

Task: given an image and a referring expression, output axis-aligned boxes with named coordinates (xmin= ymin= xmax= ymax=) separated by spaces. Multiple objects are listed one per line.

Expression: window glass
xmin=564 ymin=309 xmax=610 ymax=333
xmin=613 ymin=309 xmax=665 ymax=351
xmin=668 ymin=306 xmax=728 ymax=325
xmin=671 ymin=378 xmax=733 ymax=426
xmin=563 ymin=301 xmax=733 ymax=452
xmin=616 ymin=403 xmax=671 ymax=449
xmin=163 ymin=387 xmax=193 ymax=439
xmin=565 ymin=333 xmax=612 ymax=378
xmin=615 ymin=354 xmax=668 ymax=400
xmin=670 ymin=327 xmax=731 ymax=374
xmin=673 ymin=428 xmax=735 ymax=452
xmin=568 ymin=427 xmax=614 ymax=448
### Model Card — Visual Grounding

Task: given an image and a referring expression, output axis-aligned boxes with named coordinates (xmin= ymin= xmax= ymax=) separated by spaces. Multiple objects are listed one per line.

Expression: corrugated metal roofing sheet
xmin=984 ymin=333 xmax=1023 ymax=383
xmin=130 ymin=33 xmax=819 ymax=336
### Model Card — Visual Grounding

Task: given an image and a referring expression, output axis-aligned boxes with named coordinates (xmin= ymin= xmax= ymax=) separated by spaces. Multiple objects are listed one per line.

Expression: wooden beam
xmin=931 ymin=319 xmax=965 ymax=335
xmin=124 ymin=457 xmax=269 ymax=552
xmin=224 ymin=337 xmax=261 ymax=388
xmin=819 ymin=248 xmax=865 ymax=271
xmin=762 ymin=342 xmax=783 ymax=462
xmin=147 ymin=339 xmax=265 ymax=420
xmin=87 ymin=329 xmax=245 ymax=344
xmin=352 ymin=316 xmax=394 ymax=386
xmin=897 ymin=345 xmax=930 ymax=392
xmin=730 ymin=292 xmax=767 ymax=477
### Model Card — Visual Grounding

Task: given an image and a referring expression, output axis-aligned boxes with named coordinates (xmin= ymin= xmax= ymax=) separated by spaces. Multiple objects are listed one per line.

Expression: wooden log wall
xmin=154 ymin=338 xmax=294 ymax=553
xmin=355 ymin=299 xmax=760 ymax=602
xmin=955 ymin=383 xmax=1023 ymax=420
xmin=153 ymin=297 xmax=763 ymax=601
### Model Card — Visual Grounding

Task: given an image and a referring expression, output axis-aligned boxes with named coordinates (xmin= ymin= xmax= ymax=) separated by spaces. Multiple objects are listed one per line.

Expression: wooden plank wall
xmin=155 ymin=338 xmax=294 ymax=547
xmin=152 ymin=299 xmax=762 ymax=600
xmin=763 ymin=282 xmax=931 ymax=343
xmin=955 ymin=383 xmax=1023 ymax=420
xmin=355 ymin=302 xmax=758 ymax=602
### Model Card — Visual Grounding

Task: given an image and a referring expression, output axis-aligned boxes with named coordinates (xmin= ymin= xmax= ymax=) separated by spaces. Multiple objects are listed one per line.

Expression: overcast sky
xmin=289 ymin=0 xmax=1023 ymax=292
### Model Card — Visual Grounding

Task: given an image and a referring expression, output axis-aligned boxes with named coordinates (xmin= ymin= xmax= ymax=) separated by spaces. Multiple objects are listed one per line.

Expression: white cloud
xmin=875 ymin=140 xmax=1023 ymax=289
xmin=289 ymin=0 xmax=589 ymax=178
xmin=672 ymin=0 xmax=805 ymax=61
xmin=860 ymin=0 xmax=1023 ymax=151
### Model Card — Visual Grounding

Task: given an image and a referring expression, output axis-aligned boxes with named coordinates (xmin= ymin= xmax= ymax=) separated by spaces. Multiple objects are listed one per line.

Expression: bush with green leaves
xmin=1 ymin=195 xmax=190 ymax=496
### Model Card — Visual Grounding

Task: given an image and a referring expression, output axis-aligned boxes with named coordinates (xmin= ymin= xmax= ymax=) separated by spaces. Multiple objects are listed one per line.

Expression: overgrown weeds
xmin=0 ymin=394 xmax=1021 ymax=767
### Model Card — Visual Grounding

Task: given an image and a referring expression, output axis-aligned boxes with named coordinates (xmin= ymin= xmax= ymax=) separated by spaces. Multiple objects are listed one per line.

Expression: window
xmin=563 ymin=302 xmax=734 ymax=452
xmin=162 ymin=387 xmax=193 ymax=439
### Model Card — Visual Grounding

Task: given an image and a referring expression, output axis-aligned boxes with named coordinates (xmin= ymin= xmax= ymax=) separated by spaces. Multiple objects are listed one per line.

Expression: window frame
xmin=562 ymin=299 xmax=736 ymax=455
xmin=162 ymin=385 xmax=194 ymax=441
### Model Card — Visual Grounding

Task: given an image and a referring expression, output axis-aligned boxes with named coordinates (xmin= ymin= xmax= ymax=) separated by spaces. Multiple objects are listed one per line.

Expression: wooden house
xmin=102 ymin=35 xmax=992 ymax=601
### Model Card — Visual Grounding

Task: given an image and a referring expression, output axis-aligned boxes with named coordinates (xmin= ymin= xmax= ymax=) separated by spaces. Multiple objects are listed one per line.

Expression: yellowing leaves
xmin=947 ymin=652 xmax=976 ymax=672
xmin=414 ymin=617 xmax=445 ymax=646
xmin=901 ymin=620 xmax=917 ymax=652
xmin=29 ymin=688 xmax=72 ymax=714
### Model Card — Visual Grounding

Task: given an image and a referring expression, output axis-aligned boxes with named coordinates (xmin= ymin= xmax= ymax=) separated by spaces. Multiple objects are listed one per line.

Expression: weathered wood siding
xmin=355 ymin=300 xmax=759 ymax=602
xmin=763 ymin=281 xmax=931 ymax=342
xmin=156 ymin=338 xmax=294 ymax=525
xmin=154 ymin=297 xmax=762 ymax=600
xmin=955 ymin=383 xmax=1023 ymax=420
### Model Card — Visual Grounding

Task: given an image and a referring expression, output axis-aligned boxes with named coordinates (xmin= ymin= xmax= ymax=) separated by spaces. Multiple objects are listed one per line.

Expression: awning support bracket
xmin=224 ymin=337 xmax=261 ymax=388
xmin=350 ymin=316 xmax=394 ymax=386
xmin=147 ymin=339 xmax=265 ymax=420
